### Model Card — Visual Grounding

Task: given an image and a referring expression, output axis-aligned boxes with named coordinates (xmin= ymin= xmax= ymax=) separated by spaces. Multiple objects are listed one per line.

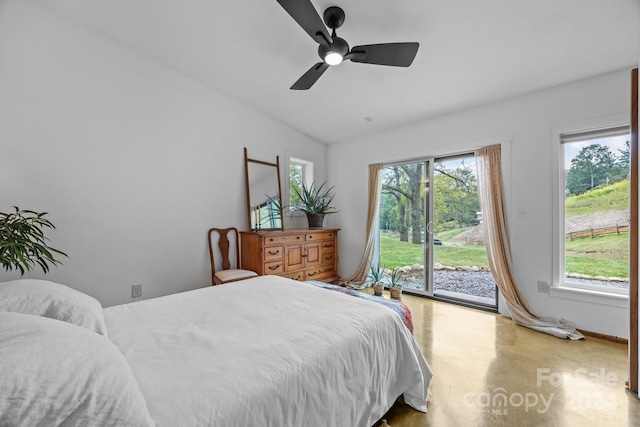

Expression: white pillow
xmin=0 ymin=279 xmax=108 ymax=336
xmin=0 ymin=311 xmax=156 ymax=427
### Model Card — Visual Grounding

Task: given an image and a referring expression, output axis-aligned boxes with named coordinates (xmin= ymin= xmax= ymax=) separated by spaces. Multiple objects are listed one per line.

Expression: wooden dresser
xmin=240 ymin=229 xmax=339 ymax=283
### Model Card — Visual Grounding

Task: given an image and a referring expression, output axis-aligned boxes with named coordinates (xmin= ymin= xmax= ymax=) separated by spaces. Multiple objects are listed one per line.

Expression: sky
xmin=564 ymin=134 xmax=629 ymax=170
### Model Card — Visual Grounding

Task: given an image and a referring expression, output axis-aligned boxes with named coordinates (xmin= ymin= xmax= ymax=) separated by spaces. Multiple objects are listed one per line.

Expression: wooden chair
xmin=207 ymin=227 xmax=258 ymax=285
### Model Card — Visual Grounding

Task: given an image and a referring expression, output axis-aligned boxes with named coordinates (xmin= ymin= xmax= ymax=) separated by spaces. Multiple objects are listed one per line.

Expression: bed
xmin=0 ymin=276 xmax=432 ymax=427
xmin=305 ymin=280 xmax=414 ymax=332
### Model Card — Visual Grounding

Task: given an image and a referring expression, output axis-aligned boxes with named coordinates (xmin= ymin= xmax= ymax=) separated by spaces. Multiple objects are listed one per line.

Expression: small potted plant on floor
xmin=368 ymin=260 xmax=385 ymax=297
xmin=388 ymin=268 xmax=403 ymax=300
xmin=0 ymin=207 xmax=67 ymax=275
xmin=288 ymin=181 xmax=338 ymax=229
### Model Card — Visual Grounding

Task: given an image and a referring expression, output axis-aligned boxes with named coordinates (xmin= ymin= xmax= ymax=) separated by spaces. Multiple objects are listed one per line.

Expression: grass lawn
xmin=380 ymin=232 xmax=490 ymax=269
xmin=380 ymin=231 xmax=629 ymax=279
xmin=434 ymin=228 xmax=467 ymax=241
xmin=563 ymin=181 xmax=630 ymax=278
xmin=565 ymin=233 xmax=628 ymax=278
xmin=565 ymin=180 xmax=629 ymax=217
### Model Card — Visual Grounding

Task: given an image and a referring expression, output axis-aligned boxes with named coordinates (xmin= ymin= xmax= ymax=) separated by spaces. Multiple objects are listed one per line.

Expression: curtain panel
xmin=476 ymin=145 xmax=583 ymax=340
xmin=345 ymin=163 xmax=383 ymax=286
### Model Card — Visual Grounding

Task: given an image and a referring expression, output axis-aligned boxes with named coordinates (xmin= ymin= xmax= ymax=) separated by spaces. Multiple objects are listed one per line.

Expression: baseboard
xmin=577 ymin=329 xmax=628 ymax=344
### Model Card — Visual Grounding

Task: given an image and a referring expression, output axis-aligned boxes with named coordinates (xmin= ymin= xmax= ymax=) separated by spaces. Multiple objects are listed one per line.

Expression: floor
xmin=372 ymin=290 xmax=640 ymax=427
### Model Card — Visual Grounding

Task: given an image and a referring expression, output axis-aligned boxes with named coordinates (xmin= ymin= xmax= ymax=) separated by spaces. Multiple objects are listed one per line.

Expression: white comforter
xmin=104 ymin=275 xmax=432 ymax=427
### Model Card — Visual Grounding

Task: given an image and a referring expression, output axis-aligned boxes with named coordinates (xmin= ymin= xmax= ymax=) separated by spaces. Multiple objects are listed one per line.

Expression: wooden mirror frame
xmin=244 ymin=147 xmax=284 ymax=231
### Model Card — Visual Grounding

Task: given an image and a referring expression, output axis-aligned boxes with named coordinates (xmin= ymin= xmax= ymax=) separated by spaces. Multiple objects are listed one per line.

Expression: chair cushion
xmin=214 ymin=269 xmax=258 ymax=283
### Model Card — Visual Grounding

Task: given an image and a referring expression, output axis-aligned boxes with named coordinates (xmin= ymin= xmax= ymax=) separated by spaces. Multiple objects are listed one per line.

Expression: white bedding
xmin=104 ymin=275 xmax=432 ymax=427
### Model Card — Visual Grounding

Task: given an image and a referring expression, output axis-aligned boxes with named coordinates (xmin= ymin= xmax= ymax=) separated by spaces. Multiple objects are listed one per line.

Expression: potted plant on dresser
xmin=388 ymin=268 xmax=403 ymax=300
xmin=288 ymin=181 xmax=338 ymax=229
xmin=0 ymin=207 xmax=67 ymax=275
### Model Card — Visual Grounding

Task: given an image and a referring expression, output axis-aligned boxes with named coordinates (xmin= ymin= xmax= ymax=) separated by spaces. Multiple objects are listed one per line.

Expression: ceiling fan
xmin=276 ymin=0 xmax=420 ymax=90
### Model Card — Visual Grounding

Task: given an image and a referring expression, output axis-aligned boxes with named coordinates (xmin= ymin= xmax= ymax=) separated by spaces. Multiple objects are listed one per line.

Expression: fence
xmin=566 ymin=224 xmax=629 ymax=240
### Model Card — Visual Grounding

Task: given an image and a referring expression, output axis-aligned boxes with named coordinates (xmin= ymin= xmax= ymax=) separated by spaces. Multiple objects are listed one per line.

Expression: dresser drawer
xmin=264 ymin=245 xmax=284 ymax=261
xmin=280 ymin=271 xmax=304 ymax=281
xmin=263 ymin=234 xmax=304 ymax=245
xmin=304 ymin=266 xmax=335 ymax=281
xmin=319 ymin=240 xmax=336 ymax=250
xmin=320 ymin=251 xmax=336 ymax=265
xmin=305 ymin=232 xmax=335 ymax=242
xmin=264 ymin=261 xmax=284 ymax=274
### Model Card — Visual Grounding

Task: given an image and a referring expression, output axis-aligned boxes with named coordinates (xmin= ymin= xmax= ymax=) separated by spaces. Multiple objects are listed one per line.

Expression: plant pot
xmin=373 ymin=282 xmax=383 ymax=297
xmin=306 ymin=214 xmax=325 ymax=229
xmin=389 ymin=286 xmax=403 ymax=300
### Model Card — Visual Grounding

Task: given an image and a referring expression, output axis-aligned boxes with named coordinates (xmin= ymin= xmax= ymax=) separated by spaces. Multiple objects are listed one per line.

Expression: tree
xmin=382 ymin=164 xmax=424 ymax=244
xmin=290 ymin=164 xmax=303 ymax=204
xmin=433 ymin=161 xmax=478 ymax=229
xmin=379 ymin=193 xmax=398 ymax=231
xmin=566 ymin=144 xmax=619 ymax=195
xmin=382 ymin=167 xmax=409 ymax=241
xmin=613 ymin=140 xmax=631 ymax=181
xmin=401 ymin=163 xmax=424 ymax=244
xmin=381 ymin=160 xmax=479 ymax=243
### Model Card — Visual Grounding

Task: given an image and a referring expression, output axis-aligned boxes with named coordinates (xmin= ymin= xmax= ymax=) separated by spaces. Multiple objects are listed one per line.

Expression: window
xmin=289 ymin=157 xmax=314 ymax=205
xmin=558 ymin=125 xmax=630 ymax=295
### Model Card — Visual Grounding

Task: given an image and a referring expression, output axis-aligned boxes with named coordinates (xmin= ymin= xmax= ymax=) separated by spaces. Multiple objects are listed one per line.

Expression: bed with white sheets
xmin=0 ymin=276 xmax=432 ymax=427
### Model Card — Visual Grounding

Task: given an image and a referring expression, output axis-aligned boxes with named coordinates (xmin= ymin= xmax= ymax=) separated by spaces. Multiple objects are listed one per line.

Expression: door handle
xmin=426 ymin=221 xmax=434 ymax=234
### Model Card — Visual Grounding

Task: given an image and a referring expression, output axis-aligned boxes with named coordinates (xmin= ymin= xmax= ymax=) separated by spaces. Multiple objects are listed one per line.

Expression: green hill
xmin=565 ymin=180 xmax=629 ymax=217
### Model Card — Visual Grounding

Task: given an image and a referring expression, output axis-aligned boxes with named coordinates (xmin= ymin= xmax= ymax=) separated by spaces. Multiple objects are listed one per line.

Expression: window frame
xmin=551 ymin=114 xmax=631 ymax=302
xmin=288 ymin=156 xmax=314 ymax=205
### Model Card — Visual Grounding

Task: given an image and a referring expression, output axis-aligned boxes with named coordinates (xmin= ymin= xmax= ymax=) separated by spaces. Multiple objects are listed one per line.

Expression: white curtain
xmin=476 ymin=145 xmax=584 ymax=340
xmin=344 ymin=164 xmax=383 ymax=287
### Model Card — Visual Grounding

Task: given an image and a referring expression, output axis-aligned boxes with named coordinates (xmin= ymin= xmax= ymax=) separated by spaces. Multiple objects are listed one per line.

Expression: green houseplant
xmin=288 ymin=181 xmax=338 ymax=229
xmin=368 ymin=260 xmax=385 ymax=297
xmin=388 ymin=268 xmax=403 ymax=300
xmin=0 ymin=207 xmax=67 ymax=275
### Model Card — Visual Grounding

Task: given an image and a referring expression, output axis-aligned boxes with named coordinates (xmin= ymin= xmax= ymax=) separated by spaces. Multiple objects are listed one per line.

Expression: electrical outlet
xmin=131 ymin=284 xmax=142 ymax=298
xmin=537 ymin=281 xmax=550 ymax=294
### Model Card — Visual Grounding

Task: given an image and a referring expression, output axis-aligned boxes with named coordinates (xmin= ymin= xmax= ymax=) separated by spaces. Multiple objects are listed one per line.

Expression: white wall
xmin=0 ymin=1 xmax=326 ymax=306
xmin=328 ymin=69 xmax=633 ymax=338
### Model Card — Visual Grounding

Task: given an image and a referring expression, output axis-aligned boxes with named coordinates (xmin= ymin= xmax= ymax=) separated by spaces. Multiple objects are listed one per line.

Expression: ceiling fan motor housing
xmin=318 ymin=36 xmax=349 ymax=61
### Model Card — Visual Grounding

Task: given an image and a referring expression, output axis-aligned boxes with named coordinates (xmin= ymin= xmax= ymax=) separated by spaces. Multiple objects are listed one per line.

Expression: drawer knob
xmin=268 ymin=265 xmax=281 ymax=271
xmin=307 ymin=271 xmax=316 ymax=277
xmin=268 ymin=250 xmax=280 ymax=255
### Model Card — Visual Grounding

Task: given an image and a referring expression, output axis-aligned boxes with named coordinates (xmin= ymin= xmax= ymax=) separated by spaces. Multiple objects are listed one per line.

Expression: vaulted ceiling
xmin=28 ymin=0 xmax=640 ymax=144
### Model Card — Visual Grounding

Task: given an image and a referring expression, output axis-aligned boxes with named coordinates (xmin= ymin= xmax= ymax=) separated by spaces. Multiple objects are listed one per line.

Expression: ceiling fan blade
xmin=276 ymin=0 xmax=332 ymax=46
xmin=348 ymin=42 xmax=420 ymax=67
xmin=290 ymin=62 xmax=330 ymax=90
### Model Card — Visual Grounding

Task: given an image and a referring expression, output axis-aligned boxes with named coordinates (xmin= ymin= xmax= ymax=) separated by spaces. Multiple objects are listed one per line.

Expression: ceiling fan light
xmin=325 ymin=52 xmax=343 ymax=65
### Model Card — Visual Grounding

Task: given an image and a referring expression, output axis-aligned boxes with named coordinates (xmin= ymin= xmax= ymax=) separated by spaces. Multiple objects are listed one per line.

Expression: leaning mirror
xmin=244 ymin=148 xmax=283 ymax=231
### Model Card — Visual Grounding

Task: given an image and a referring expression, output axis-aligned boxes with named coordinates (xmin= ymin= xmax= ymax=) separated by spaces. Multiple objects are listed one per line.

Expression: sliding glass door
xmin=379 ymin=161 xmax=429 ymax=293
xmin=431 ymin=154 xmax=497 ymax=309
xmin=379 ymin=153 xmax=497 ymax=310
